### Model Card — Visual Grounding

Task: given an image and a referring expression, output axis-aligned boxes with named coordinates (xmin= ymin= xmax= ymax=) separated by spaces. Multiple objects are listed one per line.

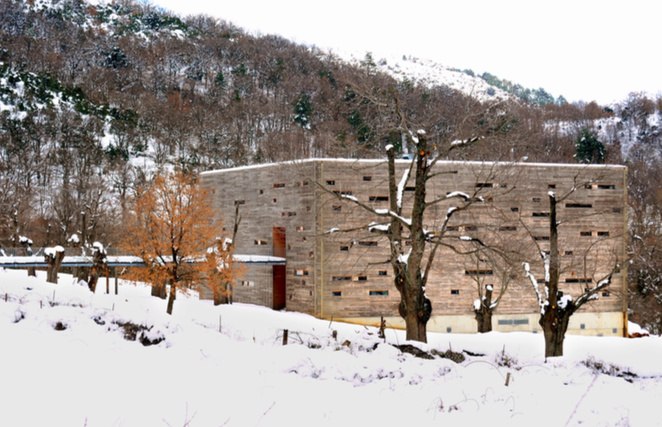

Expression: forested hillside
xmin=0 ymin=0 xmax=660 ymax=332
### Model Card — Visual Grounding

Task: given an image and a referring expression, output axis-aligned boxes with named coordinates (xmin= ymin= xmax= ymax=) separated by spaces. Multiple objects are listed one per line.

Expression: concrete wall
xmin=201 ymin=162 xmax=319 ymax=313
xmin=202 ymin=159 xmax=627 ymax=335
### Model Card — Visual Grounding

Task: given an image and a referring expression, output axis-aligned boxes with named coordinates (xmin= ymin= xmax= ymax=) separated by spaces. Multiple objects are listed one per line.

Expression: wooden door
xmin=272 ymin=227 xmax=286 ymax=310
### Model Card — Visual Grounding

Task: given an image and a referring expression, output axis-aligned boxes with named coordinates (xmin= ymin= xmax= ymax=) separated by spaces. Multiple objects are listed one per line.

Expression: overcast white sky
xmin=155 ymin=0 xmax=661 ymax=105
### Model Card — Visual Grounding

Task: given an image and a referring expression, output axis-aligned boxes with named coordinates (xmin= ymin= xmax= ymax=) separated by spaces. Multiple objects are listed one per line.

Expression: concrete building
xmin=201 ymin=159 xmax=627 ymax=336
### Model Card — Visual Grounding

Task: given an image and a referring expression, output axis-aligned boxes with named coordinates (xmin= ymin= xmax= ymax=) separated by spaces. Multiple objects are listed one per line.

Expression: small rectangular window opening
xmin=333 ymin=190 xmax=353 ymax=196
xmin=511 ymin=207 xmax=519 ymax=212
xmin=369 ymin=195 xmax=389 ymax=202
xmin=498 ymin=318 xmax=530 ymax=326
xmin=332 ymin=205 xmax=342 ymax=211
xmin=533 ymin=236 xmax=550 ymax=241
xmin=598 ymin=184 xmax=615 ymax=190
xmin=378 ymin=270 xmax=388 ymax=276
xmin=274 ymin=183 xmax=285 ymax=188
xmin=450 ymin=289 xmax=460 ymax=295
xmin=565 ymin=278 xmax=592 ymax=283
xmin=295 ymin=269 xmax=309 ymax=276
xmin=358 ymin=241 xmax=378 ymax=247
xmin=548 ymin=184 xmax=556 ymax=189
xmin=580 ymin=231 xmax=592 ymax=237
xmin=499 ymin=226 xmax=517 ymax=231
xmin=465 ymin=269 xmax=494 ymax=275
xmin=326 ymin=180 xmax=336 ymax=186
xmin=532 ymin=197 xmax=541 ymax=203
xmin=404 ymin=186 xmax=416 ymax=192
xmin=358 ymin=276 xmax=368 ymax=281
xmin=475 ymin=183 xmax=494 ymax=188
xmin=566 ymin=203 xmax=592 ymax=208
xmin=564 ymin=250 xmax=574 ymax=256
xmin=532 ymin=212 xmax=549 ymax=217
xmin=363 ymin=176 xmax=372 ymax=181
xmin=255 ymin=239 xmax=268 ymax=245
xmin=234 ymin=200 xmax=245 ymax=205
xmin=332 ymin=291 xmax=342 ymax=297
xmin=369 ymin=290 xmax=388 ymax=296
xmin=597 ymin=231 xmax=610 ymax=237
xmin=332 ymin=276 xmax=352 ymax=281
xmin=340 ymin=246 xmax=349 ymax=251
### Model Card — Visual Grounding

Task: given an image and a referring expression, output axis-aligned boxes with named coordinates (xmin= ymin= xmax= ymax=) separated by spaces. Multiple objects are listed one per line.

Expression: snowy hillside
xmin=339 ymin=51 xmax=511 ymax=103
xmin=376 ymin=55 xmax=512 ymax=102
xmin=0 ymin=269 xmax=660 ymax=426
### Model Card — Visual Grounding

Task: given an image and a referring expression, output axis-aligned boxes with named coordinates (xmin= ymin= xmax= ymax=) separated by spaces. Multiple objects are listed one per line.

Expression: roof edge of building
xmin=200 ymin=158 xmax=626 ymax=176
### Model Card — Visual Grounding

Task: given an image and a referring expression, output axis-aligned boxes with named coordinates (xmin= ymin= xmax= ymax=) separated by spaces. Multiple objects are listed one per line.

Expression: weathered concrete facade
xmin=201 ymin=159 xmax=627 ymax=336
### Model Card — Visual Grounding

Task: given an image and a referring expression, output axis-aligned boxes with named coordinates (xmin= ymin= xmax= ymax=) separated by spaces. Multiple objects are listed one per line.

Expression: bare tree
xmin=521 ymin=188 xmax=621 ymax=357
xmin=321 ymin=91 xmax=516 ymax=342
xmin=467 ymin=248 xmax=518 ymax=333
xmin=45 ymin=245 xmax=65 ymax=284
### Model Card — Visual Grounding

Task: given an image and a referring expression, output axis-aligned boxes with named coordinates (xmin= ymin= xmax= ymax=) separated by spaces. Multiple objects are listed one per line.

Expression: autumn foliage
xmin=121 ymin=171 xmax=242 ymax=314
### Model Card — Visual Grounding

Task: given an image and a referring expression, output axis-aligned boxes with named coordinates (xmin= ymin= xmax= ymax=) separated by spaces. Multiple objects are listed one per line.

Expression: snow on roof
xmin=201 ymin=158 xmax=625 ymax=176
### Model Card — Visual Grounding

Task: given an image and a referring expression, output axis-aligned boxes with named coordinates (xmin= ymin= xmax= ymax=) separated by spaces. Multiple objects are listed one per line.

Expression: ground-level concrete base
xmin=334 ymin=311 xmax=627 ymax=337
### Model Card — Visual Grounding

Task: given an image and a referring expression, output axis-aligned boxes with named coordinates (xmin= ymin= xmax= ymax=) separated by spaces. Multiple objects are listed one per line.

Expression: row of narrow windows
xmin=331 ymin=272 xmax=388 ymax=281
xmin=270 ymin=180 xmax=616 ymax=193
xmin=259 ymin=229 xmax=609 ymax=247
xmin=331 ymin=290 xmax=389 ymax=297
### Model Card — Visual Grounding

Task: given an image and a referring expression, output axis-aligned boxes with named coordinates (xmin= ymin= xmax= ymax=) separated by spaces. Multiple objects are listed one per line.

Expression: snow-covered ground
xmin=1 ymin=269 xmax=660 ymax=427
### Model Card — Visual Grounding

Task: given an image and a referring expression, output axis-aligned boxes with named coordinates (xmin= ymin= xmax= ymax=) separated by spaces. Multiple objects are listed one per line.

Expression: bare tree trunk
xmin=87 ymin=249 xmax=106 ymax=293
xmin=401 ymin=292 xmax=431 ymax=342
xmin=540 ymin=309 xmax=572 ymax=357
xmin=540 ymin=193 xmax=573 ymax=357
xmin=475 ymin=286 xmax=494 ymax=333
xmin=166 ymin=281 xmax=176 ymax=315
xmin=151 ymin=280 xmax=167 ymax=299
xmin=45 ymin=250 xmax=65 ymax=284
xmin=395 ymin=267 xmax=431 ymax=342
xmin=21 ymin=242 xmax=36 ymax=277
xmin=213 ymin=286 xmax=229 ymax=305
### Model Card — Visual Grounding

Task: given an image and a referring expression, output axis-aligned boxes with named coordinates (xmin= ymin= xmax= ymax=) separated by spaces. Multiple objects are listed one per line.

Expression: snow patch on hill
xmin=377 ymin=55 xmax=512 ymax=102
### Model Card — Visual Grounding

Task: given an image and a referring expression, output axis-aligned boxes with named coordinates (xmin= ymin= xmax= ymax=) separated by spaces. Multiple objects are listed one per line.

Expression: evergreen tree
xmin=214 ymin=70 xmax=225 ymax=88
xmin=293 ymin=92 xmax=312 ymax=129
xmin=575 ymin=129 xmax=606 ymax=164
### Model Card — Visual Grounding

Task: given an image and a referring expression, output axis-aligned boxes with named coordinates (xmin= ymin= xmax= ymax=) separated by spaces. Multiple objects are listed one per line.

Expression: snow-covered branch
xmin=523 ymin=262 xmax=547 ymax=314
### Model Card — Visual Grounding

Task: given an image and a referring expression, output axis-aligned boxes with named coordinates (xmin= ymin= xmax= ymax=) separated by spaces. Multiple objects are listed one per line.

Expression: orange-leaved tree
xmin=122 ymin=171 xmax=242 ymax=314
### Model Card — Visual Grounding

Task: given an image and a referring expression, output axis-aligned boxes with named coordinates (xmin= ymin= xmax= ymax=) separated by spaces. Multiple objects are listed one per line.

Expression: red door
xmin=272 ymin=227 xmax=286 ymax=310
